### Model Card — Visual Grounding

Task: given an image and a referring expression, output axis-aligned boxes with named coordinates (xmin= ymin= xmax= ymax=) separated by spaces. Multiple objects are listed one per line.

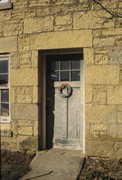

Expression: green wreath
xmin=59 ymin=83 xmax=72 ymax=98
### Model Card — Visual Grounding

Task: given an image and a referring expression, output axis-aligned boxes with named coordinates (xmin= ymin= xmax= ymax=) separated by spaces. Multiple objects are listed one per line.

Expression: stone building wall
xmin=0 ymin=0 xmax=122 ymax=157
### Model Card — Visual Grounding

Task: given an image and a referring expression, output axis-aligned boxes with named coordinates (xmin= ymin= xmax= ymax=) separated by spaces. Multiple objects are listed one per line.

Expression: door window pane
xmin=1 ymin=90 xmax=9 ymax=102
xmin=0 ymin=74 xmax=8 ymax=86
xmin=71 ymin=71 xmax=80 ymax=81
xmin=71 ymin=60 xmax=80 ymax=70
xmin=51 ymin=60 xmax=59 ymax=71
xmin=61 ymin=71 xmax=69 ymax=81
xmin=0 ymin=60 xmax=8 ymax=73
xmin=61 ymin=60 xmax=69 ymax=70
xmin=1 ymin=103 xmax=9 ymax=116
xmin=51 ymin=71 xmax=59 ymax=81
xmin=48 ymin=53 xmax=82 ymax=82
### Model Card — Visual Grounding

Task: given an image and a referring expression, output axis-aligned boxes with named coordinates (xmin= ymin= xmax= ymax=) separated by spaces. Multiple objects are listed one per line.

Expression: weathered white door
xmin=46 ymin=54 xmax=83 ymax=150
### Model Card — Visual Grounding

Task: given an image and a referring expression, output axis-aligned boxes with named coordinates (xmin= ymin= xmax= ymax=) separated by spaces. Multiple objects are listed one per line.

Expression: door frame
xmin=39 ymin=48 xmax=85 ymax=152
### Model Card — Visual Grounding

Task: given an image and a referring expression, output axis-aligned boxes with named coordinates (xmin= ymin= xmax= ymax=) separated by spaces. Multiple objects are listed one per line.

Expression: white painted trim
xmin=0 ymin=54 xmax=10 ymax=124
xmin=1 ymin=116 xmax=10 ymax=123
xmin=53 ymin=81 xmax=81 ymax=88
xmin=0 ymin=0 xmax=10 ymax=3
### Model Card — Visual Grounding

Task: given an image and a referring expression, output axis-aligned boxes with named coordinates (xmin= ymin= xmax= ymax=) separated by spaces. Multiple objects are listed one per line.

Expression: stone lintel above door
xmin=30 ymin=30 xmax=92 ymax=50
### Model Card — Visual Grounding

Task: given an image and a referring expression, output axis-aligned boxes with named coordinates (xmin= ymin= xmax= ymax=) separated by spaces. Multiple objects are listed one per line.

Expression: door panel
xmin=54 ymin=88 xmax=67 ymax=138
xmin=46 ymin=53 xmax=83 ymax=150
xmin=68 ymin=88 xmax=82 ymax=139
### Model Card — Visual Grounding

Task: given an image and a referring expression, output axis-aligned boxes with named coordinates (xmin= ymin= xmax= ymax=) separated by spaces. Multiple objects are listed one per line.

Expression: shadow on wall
xmin=38 ymin=52 xmax=55 ymax=150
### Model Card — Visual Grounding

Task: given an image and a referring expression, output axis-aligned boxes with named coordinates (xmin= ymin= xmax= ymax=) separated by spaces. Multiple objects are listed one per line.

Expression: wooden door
xmin=46 ymin=53 xmax=83 ymax=150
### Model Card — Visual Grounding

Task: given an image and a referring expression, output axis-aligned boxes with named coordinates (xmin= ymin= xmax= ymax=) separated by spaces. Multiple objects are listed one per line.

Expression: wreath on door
xmin=59 ymin=83 xmax=72 ymax=98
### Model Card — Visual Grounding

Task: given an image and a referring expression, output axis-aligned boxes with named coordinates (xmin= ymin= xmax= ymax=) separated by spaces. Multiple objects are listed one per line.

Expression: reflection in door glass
xmin=61 ymin=71 xmax=69 ymax=81
xmin=1 ymin=103 xmax=9 ymax=116
xmin=0 ymin=60 xmax=8 ymax=73
xmin=71 ymin=60 xmax=80 ymax=70
xmin=60 ymin=60 xmax=69 ymax=70
xmin=1 ymin=90 xmax=9 ymax=102
xmin=71 ymin=71 xmax=80 ymax=81
xmin=51 ymin=71 xmax=59 ymax=81
xmin=0 ymin=74 xmax=8 ymax=86
xmin=51 ymin=60 xmax=59 ymax=71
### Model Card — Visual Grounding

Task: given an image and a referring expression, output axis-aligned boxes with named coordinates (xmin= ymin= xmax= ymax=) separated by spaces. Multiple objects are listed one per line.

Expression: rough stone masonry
xmin=0 ymin=0 xmax=122 ymax=157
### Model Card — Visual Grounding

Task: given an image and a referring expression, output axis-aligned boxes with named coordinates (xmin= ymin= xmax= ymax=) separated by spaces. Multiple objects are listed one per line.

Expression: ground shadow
xmin=26 ymin=171 xmax=53 ymax=180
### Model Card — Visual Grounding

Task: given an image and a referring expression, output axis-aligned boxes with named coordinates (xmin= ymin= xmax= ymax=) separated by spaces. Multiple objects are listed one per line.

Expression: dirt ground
xmin=78 ymin=157 xmax=122 ymax=180
xmin=0 ymin=150 xmax=35 ymax=180
xmin=0 ymin=150 xmax=122 ymax=180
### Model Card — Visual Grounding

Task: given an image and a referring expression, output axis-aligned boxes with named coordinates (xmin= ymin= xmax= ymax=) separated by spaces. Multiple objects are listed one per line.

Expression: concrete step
xmin=20 ymin=148 xmax=84 ymax=180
